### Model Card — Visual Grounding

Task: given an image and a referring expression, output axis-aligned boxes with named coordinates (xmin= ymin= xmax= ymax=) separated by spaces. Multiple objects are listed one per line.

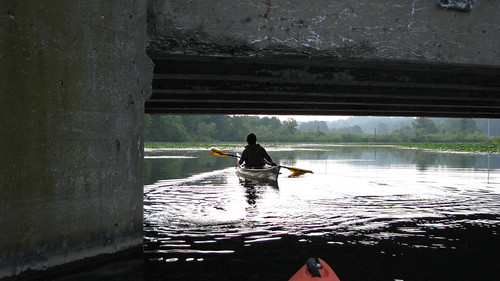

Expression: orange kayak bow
xmin=288 ymin=258 xmax=341 ymax=281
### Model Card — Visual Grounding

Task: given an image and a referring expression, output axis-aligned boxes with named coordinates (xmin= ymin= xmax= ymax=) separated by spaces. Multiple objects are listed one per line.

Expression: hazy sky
xmin=266 ymin=115 xmax=351 ymax=122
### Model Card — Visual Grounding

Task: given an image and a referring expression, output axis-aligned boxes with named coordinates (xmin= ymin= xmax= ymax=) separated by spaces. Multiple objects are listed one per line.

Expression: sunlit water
xmin=143 ymin=145 xmax=500 ymax=281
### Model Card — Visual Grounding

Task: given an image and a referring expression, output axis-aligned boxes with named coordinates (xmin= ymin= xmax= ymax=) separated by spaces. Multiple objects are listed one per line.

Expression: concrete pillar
xmin=0 ymin=1 xmax=152 ymax=278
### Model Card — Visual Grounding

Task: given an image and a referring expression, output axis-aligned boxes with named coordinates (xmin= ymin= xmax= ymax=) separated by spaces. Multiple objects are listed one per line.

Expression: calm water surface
xmin=143 ymin=145 xmax=500 ymax=281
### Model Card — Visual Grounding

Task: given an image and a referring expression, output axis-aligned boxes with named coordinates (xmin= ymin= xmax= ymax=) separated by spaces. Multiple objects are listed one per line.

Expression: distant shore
xmin=145 ymin=142 xmax=500 ymax=154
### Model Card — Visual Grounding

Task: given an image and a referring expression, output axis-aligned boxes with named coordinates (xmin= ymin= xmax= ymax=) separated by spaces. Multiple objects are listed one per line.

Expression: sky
xmin=264 ymin=115 xmax=352 ymax=122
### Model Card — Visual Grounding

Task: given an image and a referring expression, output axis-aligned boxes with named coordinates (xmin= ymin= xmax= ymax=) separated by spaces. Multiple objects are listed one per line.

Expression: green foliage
xmin=398 ymin=143 xmax=500 ymax=154
xmin=298 ymin=120 xmax=328 ymax=132
xmin=144 ymin=115 xmax=496 ymax=150
xmin=144 ymin=115 xmax=189 ymax=142
xmin=413 ymin=117 xmax=438 ymax=134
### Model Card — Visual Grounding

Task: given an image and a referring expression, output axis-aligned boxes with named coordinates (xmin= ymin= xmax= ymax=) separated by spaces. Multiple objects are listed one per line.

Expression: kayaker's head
xmin=246 ymin=133 xmax=257 ymax=145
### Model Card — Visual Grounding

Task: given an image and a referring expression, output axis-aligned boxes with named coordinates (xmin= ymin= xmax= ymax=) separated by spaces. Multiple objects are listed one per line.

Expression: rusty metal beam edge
xmin=145 ymin=100 xmax=500 ymax=109
xmin=144 ymin=108 xmax=500 ymax=118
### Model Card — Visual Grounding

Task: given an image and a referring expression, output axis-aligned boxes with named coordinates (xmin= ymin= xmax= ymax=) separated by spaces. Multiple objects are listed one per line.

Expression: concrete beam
xmin=0 ymin=1 xmax=152 ymax=278
xmin=146 ymin=1 xmax=499 ymax=117
xmin=147 ymin=0 xmax=499 ymax=66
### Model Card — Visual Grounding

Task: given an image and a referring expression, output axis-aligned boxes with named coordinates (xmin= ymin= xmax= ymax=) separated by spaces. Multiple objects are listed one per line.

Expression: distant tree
xmin=413 ymin=118 xmax=438 ymax=134
xmin=144 ymin=115 xmax=490 ymax=144
xmin=195 ymin=122 xmax=217 ymax=141
xmin=260 ymin=117 xmax=282 ymax=130
xmin=299 ymin=120 xmax=329 ymax=132
xmin=145 ymin=115 xmax=188 ymax=142
xmin=335 ymin=125 xmax=363 ymax=134
xmin=165 ymin=116 xmax=189 ymax=141
xmin=207 ymin=115 xmax=233 ymax=140
xmin=282 ymin=118 xmax=298 ymax=135
xmin=392 ymin=126 xmax=412 ymax=142
xmin=181 ymin=115 xmax=206 ymax=135
xmin=441 ymin=118 xmax=479 ymax=140
xmin=230 ymin=116 xmax=253 ymax=141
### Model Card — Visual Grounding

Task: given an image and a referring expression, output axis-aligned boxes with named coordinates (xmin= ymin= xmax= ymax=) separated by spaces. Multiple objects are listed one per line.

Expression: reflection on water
xmin=143 ymin=145 xmax=500 ymax=281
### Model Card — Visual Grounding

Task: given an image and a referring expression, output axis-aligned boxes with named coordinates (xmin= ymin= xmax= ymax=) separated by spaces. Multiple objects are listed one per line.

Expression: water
xmin=143 ymin=145 xmax=500 ymax=281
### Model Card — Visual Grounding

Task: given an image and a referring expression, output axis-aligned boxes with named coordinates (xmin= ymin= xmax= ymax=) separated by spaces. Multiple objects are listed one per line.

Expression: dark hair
xmin=246 ymin=133 xmax=257 ymax=145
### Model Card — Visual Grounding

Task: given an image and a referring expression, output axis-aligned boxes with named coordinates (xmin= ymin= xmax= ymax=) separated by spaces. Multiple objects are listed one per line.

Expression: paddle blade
xmin=210 ymin=148 xmax=237 ymax=157
xmin=281 ymin=166 xmax=313 ymax=174
xmin=288 ymin=171 xmax=306 ymax=178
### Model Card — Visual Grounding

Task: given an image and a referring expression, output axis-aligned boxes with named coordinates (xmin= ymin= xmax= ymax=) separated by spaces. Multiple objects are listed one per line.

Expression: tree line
xmin=144 ymin=115 xmax=499 ymax=143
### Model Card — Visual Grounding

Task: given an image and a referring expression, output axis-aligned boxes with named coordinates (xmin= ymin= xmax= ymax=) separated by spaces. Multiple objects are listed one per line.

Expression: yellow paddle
xmin=210 ymin=148 xmax=238 ymax=157
xmin=210 ymin=148 xmax=313 ymax=174
xmin=279 ymin=165 xmax=313 ymax=174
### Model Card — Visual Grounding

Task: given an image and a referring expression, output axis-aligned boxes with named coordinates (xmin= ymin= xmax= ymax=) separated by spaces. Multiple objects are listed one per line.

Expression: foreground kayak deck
xmin=288 ymin=258 xmax=341 ymax=281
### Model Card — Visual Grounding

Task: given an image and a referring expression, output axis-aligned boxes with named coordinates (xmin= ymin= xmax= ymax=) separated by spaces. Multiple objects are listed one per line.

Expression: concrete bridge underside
xmin=146 ymin=56 xmax=500 ymax=118
xmin=2 ymin=0 xmax=500 ymax=280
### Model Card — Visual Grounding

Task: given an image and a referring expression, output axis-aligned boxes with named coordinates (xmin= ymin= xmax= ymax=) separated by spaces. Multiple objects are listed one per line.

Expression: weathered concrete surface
xmin=148 ymin=0 xmax=499 ymax=66
xmin=146 ymin=0 xmax=499 ymax=118
xmin=0 ymin=1 xmax=152 ymax=279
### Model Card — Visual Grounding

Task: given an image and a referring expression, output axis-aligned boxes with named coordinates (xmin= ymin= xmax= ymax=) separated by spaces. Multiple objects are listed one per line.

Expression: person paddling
xmin=238 ymin=133 xmax=277 ymax=168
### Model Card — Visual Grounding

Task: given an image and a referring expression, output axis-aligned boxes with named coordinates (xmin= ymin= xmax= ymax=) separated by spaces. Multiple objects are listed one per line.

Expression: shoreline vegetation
xmin=145 ymin=142 xmax=500 ymax=154
xmin=144 ymin=115 xmax=500 ymax=154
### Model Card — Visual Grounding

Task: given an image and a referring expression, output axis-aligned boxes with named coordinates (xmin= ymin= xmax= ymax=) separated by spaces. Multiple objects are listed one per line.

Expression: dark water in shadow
xmin=143 ymin=145 xmax=500 ymax=281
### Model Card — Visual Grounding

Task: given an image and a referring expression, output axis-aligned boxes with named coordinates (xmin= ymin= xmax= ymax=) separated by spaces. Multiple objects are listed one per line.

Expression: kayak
xmin=236 ymin=164 xmax=281 ymax=182
xmin=210 ymin=148 xmax=313 ymax=177
xmin=236 ymin=159 xmax=281 ymax=182
xmin=288 ymin=258 xmax=341 ymax=281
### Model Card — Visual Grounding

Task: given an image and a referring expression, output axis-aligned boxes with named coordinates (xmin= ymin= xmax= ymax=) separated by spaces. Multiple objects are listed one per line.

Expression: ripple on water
xmin=143 ymin=158 xmax=500 ymax=268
